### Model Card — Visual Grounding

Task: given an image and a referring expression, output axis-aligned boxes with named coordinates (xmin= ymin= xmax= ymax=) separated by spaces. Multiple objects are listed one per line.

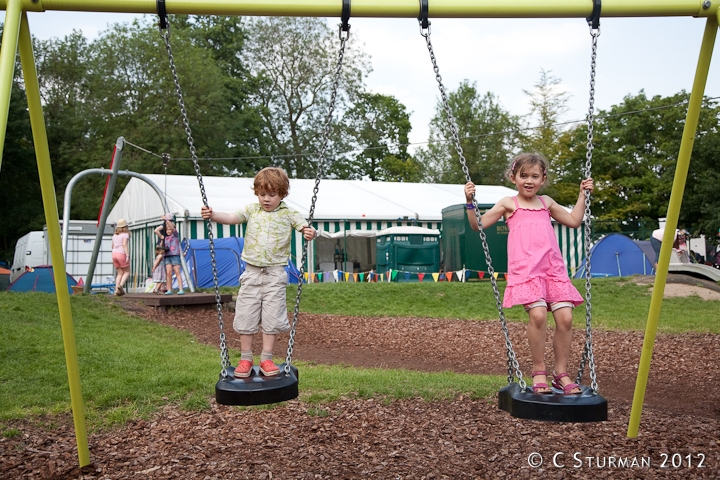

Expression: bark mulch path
xmin=2 ymin=283 xmax=719 ymax=479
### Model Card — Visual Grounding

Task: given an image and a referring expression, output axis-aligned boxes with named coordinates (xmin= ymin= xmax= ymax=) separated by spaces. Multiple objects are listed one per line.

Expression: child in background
xmin=154 ymin=220 xmax=184 ymax=295
xmin=201 ymin=167 xmax=317 ymax=378
xmin=464 ymin=152 xmax=594 ymax=395
xmin=151 ymin=246 xmax=166 ymax=294
xmin=112 ymin=219 xmax=130 ymax=296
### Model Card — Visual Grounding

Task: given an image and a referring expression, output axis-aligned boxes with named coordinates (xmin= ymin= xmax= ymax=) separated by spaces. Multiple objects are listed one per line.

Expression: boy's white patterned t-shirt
xmin=235 ymin=202 xmax=307 ymax=267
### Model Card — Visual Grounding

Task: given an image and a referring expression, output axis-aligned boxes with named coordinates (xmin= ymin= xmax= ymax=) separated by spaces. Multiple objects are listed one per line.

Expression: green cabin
xmin=441 ymin=204 xmax=509 ymax=279
xmin=375 ymin=226 xmax=441 ymax=282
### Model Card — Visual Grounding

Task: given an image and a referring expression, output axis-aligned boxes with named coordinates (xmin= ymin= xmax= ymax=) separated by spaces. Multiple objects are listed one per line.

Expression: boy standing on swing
xmin=201 ymin=167 xmax=317 ymax=378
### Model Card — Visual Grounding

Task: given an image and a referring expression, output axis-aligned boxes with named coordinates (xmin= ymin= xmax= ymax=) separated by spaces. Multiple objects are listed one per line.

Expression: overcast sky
xmin=12 ymin=11 xmax=720 ymax=150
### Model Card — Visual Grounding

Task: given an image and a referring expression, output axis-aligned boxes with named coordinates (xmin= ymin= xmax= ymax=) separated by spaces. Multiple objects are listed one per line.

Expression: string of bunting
xmin=303 ymin=268 xmax=509 ymax=283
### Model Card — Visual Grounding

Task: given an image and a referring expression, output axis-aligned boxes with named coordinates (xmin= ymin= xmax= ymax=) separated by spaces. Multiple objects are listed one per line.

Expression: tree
xmin=0 ymin=83 xmax=44 ymax=264
xmin=243 ymin=16 xmax=369 ymax=178
xmin=335 ymin=92 xmax=420 ymax=181
xmin=0 ymin=24 xmax=45 ymax=263
xmin=417 ymin=80 xmax=522 ymax=185
xmin=678 ymin=96 xmax=720 ymax=238
xmin=551 ymin=91 xmax=720 ymax=238
xmin=33 ymin=17 xmax=265 ymax=220
xmin=521 ymin=69 xmax=571 ymax=160
xmin=185 ymin=16 xmax=268 ymax=176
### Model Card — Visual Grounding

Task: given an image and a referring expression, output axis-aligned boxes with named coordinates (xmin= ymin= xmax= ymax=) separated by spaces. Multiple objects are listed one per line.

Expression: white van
xmin=10 ymin=231 xmax=46 ymax=282
xmin=10 ymin=221 xmax=115 ymax=284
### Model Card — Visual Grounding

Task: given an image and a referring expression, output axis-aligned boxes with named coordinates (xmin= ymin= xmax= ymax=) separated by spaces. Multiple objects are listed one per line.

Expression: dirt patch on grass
xmin=630 ymin=273 xmax=720 ymax=301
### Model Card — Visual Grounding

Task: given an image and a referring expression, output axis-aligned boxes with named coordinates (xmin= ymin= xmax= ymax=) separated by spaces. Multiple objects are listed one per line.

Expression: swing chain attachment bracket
xmin=587 ymin=0 xmax=601 ymax=33
xmin=418 ymin=3 xmax=525 ymax=390
xmin=339 ymin=0 xmax=351 ymax=40
xmin=157 ymin=0 xmax=170 ymax=37
xmin=418 ymin=0 xmax=431 ymax=37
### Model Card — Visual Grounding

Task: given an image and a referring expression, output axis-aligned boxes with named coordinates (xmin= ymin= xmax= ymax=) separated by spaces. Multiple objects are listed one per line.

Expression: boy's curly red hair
xmin=253 ymin=167 xmax=290 ymax=198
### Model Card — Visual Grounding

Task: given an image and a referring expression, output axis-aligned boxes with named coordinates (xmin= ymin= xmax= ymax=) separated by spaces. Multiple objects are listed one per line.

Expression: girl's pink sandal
xmin=552 ymin=372 xmax=582 ymax=395
xmin=530 ymin=371 xmax=552 ymax=394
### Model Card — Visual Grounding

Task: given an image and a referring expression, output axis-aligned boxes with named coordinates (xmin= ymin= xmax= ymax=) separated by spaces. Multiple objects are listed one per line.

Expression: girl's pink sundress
xmin=502 ymin=196 xmax=583 ymax=309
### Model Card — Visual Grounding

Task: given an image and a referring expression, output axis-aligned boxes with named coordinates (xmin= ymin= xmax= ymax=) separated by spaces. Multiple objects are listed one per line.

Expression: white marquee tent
xmin=107 ymin=174 xmax=581 ymax=280
xmin=108 ymin=174 xmax=516 ymax=226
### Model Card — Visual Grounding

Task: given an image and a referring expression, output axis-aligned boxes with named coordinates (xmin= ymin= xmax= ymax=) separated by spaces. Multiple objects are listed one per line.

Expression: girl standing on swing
xmin=464 ymin=152 xmax=594 ymax=395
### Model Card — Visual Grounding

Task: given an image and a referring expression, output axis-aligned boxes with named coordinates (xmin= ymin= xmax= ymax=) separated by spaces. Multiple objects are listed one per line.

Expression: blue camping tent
xmin=182 ymin=238 xmax=302 ymax=288
xmin=574 ymin=234 xmax=654 ymax=278
xmin=8 ymin=265 xmax=78 ymax=293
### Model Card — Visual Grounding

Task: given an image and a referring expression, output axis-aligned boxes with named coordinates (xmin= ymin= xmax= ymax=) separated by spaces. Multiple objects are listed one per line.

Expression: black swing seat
xmin=498 ymin=382 xmax=608 ymax=422
xmin=215 ymin=363 xmax=299 ymax=406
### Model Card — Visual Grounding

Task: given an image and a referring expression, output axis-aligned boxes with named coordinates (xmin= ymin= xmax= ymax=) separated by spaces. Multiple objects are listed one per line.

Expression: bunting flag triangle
xmin=353 ymin=273 xmax=358 ymax=282
xmin=504 ymin=273 xmax=509 ymax=280
xmin=359 ymin=272 xmax=365 ymax=282
xmin=392 ymin=270 xmax=399 ymax=281
xmin=304 ymin=272 xmax=309 ymax=282
xmin=493 ymin=272 xmax=499 ymax=279
xmin=344 ymin=272 xmax=350 ymax=282
xmin=478 ymin=271 xmax=485 ymax=279
xmin=333 ymin=270 xmax=339 ymax=282
xmin=404 ymin=271 xmax=410 ymax=281
xmin=379 ymin=273 xmax=384 ymax=282
xmin=317 ymin=272 xmax=324 ymax=282
xmin=458 ymin=269 xmax=465 ymax=282
xmin=446 ymin=271 xmax=454 ymax=282
xmin=418 ymin=273 xmax=425 ymax=282
xmin=432 ymin=273 xmax=439 ymax=282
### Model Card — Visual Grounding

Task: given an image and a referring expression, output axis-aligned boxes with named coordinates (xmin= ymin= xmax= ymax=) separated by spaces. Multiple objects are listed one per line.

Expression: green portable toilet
xmin=375 ymin=226 xmax=440 ymax=282
xmin=441 ymin=204 xmax=508 ymax=279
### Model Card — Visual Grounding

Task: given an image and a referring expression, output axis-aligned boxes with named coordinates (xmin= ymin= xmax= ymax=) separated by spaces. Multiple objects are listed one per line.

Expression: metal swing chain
xmin=158 ymin=20 xmax=231 ymax=377
xmin=284 ymin=23 xmax=350 ymax=374
xmin=576 ymin=24 xmax=600 ymax=393
xmin=162 ymin=153 xmax=170 ymax=206
xmin=420 ymin=21 xmax=525 ymax=390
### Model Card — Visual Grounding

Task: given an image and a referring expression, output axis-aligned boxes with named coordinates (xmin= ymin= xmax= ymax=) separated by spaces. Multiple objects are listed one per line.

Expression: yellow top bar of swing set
xmin=1 ymin=0 xmax=715 ymax=19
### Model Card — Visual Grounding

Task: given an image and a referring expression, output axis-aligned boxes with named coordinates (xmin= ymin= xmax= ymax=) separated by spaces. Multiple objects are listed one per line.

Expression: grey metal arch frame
xmin=61 ymin=158 xmax=196 ymax=293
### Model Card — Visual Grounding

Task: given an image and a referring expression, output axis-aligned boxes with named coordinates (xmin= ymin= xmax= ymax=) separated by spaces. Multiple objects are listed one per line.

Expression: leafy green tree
xmin=33 ymin=17 xmax=265 ymax=220
xmin=521 ymin=69 xmax=571 ymax=161
xmin=552 ymin=91 xmax=720 ymax=238
xmin=243 ymin=16 xmax=369 ymax=178
xmin=0 ymin=83 xmax=44 ymax=264
xmin=184 ymin=16 xmax=268 ymax=176
xmin=678 ymin=96 xmax=720 ymax=238
xmin=335 ymin=92 xmax=420 ymax=181
xmin=33 ymin=31 xmax=98 ymax=219
xmin=417 ymin=80 xmax=522 ymax=185
xmin=0 ymin=25 xmax=44 ymax=262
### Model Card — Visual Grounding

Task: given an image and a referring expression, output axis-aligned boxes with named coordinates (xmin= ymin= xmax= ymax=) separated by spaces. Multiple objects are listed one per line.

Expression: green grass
xmin=1 ymin=276 xmax=718 ymax=432
xmin=298 ymin=363 xmax=503 ymax=404
xmin=292 ymin=277 xmax=720 ymax=333
xmin=0 ymin=293 xmax=220 ymax=429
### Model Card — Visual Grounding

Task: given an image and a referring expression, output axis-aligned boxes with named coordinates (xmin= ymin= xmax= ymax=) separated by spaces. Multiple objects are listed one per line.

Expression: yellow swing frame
xmin=0 ymin=0 xmax=717 ymax=467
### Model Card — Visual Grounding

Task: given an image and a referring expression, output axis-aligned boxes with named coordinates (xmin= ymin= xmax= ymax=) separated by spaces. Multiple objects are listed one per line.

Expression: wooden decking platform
xmin=121 ymin=292 xmax=234 ymax=312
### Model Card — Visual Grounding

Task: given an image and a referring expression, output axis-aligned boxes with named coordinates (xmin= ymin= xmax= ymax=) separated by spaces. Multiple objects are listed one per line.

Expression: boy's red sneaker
xmin=234 ymin=360 xmax=253 ymax=378
xmin=259 ymin=360 xmax=280 ymax=376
